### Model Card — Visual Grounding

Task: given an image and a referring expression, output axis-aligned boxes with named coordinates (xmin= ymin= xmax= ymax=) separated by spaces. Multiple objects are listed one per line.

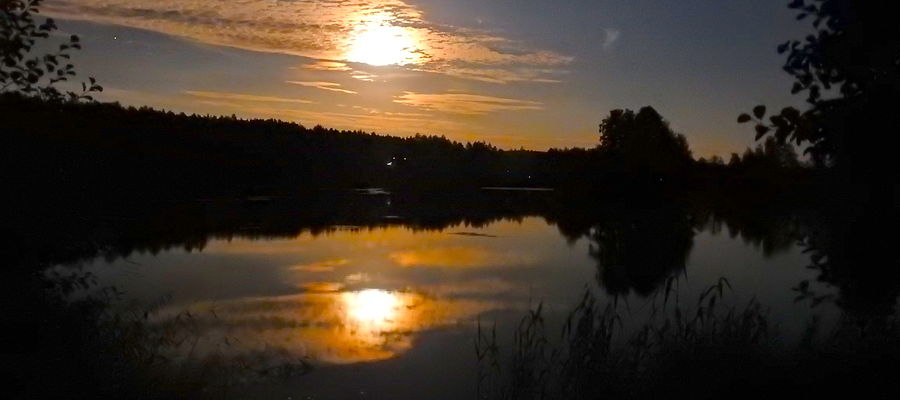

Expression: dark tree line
xmin=4 ymin=92 xmax=815 ymax=213
xmin=1 ymin=93 xmax=554 ymax=202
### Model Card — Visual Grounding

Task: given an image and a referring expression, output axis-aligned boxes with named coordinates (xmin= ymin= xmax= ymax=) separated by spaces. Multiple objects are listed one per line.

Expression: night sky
xmin=45 ymin=0 xmax=808 ymax=156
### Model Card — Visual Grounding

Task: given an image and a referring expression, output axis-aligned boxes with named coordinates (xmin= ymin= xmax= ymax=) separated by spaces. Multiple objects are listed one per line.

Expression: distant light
xmin=112 ymin=35 xmax=118 ymax=40
xmin=386 ymin=161 xmax=393 ymax=166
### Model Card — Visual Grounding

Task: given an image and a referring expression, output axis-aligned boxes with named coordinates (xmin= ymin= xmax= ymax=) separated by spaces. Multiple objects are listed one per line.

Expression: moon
xmin=346 ymin=23 xmax=420 ymax=66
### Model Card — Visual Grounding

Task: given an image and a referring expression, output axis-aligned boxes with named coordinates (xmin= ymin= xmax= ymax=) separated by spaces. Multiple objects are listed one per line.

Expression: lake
xmin=56 ymin=192 xmax=847 ymax=399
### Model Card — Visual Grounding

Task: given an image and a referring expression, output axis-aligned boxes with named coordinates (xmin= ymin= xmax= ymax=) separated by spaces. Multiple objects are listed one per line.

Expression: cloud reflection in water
xmin=153 ymin=287 xmax=492 ymax=364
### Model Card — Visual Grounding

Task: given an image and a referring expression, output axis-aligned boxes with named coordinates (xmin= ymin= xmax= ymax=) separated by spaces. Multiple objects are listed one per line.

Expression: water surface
xmin=73 ymin=199 xmax=840 ymax=399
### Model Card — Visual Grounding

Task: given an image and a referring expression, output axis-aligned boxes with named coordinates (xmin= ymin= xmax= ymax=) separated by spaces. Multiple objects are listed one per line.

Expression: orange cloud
xmin=45 ymin=0 xmax=572 ymax=83
xmin=183 ymin=90 xmax=313 ymax=104
xmin=289 ymin=258 xmax=350 ymax=272
xmin=389 ymin=246 xmax=526 ymax=268
xmin=300 ymin=282 xmax=345 ymax=293
xmin=394 ymin=92 xmax=543 ymax=115
xmin=286 ymin=81 xmax=357 ymax=94
xmin=302 ymin=61 xmax=352 ymax=71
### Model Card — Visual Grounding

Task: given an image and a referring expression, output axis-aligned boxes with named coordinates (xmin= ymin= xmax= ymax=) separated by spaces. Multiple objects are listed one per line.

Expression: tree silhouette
xmin=737 ymin=0 xmax=900 ymax=317
xmin=597 ymin=106 xmax=692 ymax=183
xmin=739 ymin=0 xmax=898 ymax=180
xmin=1 ymin=0 xmax=101 ymax=100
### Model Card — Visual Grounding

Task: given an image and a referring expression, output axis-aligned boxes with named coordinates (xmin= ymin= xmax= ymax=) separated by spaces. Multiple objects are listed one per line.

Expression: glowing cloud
xmin=302 ymin=61 xmax=353 ymax=71
xmin=44 ymin=0 xmax=571 ymax=82
xmin=389 ymin=246 xmax=529 ymax=267
xmin=287 ymin=81 xmax=357 ymax=94
xmin=289 ymin=258 xmax=350 ymax=272
xmin=183 ymin=90 xmax=313 ymax=104
xmin=394 ymin=92 xmax=544 ymax=115
xmin=346 ymin=22 xmax=419 ymax=66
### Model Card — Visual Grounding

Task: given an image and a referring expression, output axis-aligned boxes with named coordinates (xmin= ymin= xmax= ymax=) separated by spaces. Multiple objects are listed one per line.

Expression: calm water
xmin=69 ymin=198 xmax=841 ymax=399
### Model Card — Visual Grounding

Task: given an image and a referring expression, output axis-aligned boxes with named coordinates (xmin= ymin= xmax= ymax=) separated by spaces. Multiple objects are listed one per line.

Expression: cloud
xmin=289 ymin=258 xmax=350 ymax=272
xmin=233 ymin=105 xmax=465 ymax=137
xmin=350 ymin=71 xmax=377 ymax=81
xmin=44 ymin=0 xmax=572 ymax=83
xmin=603 ymin=28 xmax=620 ymax=50
xmin=299 ymin=282 xmax=344 ymax=293
xmin=394 ymin=91 xmax=543 ymax=115
xmin=428 ymin=65 xmax=566 ymax=84
xmin=184 ymin=90 xmax=313 ymax=104
xmin=388 ymin=246 xmax=533 ymax=268
xmin=301 ymin=61 xmax=352 ymax=71
xmin=389 ymin=247 xmax=492 ymax=267
xmin=286 ymin=81 xmax=357 ymax=94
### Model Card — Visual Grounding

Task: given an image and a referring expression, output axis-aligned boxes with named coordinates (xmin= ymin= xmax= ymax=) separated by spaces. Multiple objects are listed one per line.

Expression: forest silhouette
xmin=2 ymin=92 xmax=811 ymax=208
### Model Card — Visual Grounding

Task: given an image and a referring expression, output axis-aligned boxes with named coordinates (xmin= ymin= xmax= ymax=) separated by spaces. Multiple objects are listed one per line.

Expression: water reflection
xmin=22 ymin=193 xmax=897 ymax=375
xmin=17 ymin=192 xmax=899 ymax=400
xmin=106 ymin=218 xmax=551 ymax=365
xmin=586 ymin=207 xmax=695 ymax=297
xmin=76 ymin=210 xmax=832 ymax=370
xmin=152 ymin=287 xmax=492 ymax=364
xmin=345 ymin=289 xmax=397 ymax=325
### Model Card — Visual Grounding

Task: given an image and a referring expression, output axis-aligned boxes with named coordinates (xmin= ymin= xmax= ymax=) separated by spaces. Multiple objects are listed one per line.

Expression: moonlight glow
xmin=344 ymin=289 xmax=400 ymax=324
xmin=346 ymin=23 xmax=420 ymax=66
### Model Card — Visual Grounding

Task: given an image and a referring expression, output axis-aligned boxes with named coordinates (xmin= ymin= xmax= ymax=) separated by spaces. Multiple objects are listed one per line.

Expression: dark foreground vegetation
xmin=2 ymin=0 xmax=898 ymax=399
xmin=477 ymin=279 xmax=900 ymax=400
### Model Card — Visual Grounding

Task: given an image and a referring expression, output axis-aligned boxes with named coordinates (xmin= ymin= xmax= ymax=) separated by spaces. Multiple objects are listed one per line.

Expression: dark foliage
xmin=739 ymin=0 xmax=899 ymax=190
xmin=478 ymin=279 xmax=900 ymax=400
xmin=598 ymin=106 xmax=692 ymax=177
xmin=1 ymin=93 xmax=549 ymax=204
xmin=736 ymin=0 xmax=900 ymax=317
xmin=1 ymin=0 xmax=101 ymax=100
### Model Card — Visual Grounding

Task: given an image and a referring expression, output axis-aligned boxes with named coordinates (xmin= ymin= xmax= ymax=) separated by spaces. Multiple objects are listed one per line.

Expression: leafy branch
xmin=1 ymin=0 xmax=102 ymax=101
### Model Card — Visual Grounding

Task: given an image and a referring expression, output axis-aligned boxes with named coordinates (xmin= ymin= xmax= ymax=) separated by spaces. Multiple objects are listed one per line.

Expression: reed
xmin=476 ymin=277 xmax=899 ymax=400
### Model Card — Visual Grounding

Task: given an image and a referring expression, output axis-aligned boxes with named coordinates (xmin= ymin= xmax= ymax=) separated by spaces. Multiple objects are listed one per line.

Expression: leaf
xmin=777 ymin=42 xmax=790 ymax=54
xmin=769 ymin=115 xmax=786 ymax=127
xmin=755 ymin=124 xmax=771 ymax=140
xmin=737 ymin=114 xmax=752 ymax=123
xmin=753 ymin=105 xmax=766 ymax=119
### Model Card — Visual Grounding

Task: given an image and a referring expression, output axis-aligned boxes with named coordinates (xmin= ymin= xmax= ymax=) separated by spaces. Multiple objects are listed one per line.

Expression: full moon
xmin=346 ymin=23 xmax=419 ymax=66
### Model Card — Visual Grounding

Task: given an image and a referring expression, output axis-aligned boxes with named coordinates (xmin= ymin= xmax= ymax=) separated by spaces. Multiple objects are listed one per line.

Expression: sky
xmin=43 ymin=0 xmax=809 ymax=156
